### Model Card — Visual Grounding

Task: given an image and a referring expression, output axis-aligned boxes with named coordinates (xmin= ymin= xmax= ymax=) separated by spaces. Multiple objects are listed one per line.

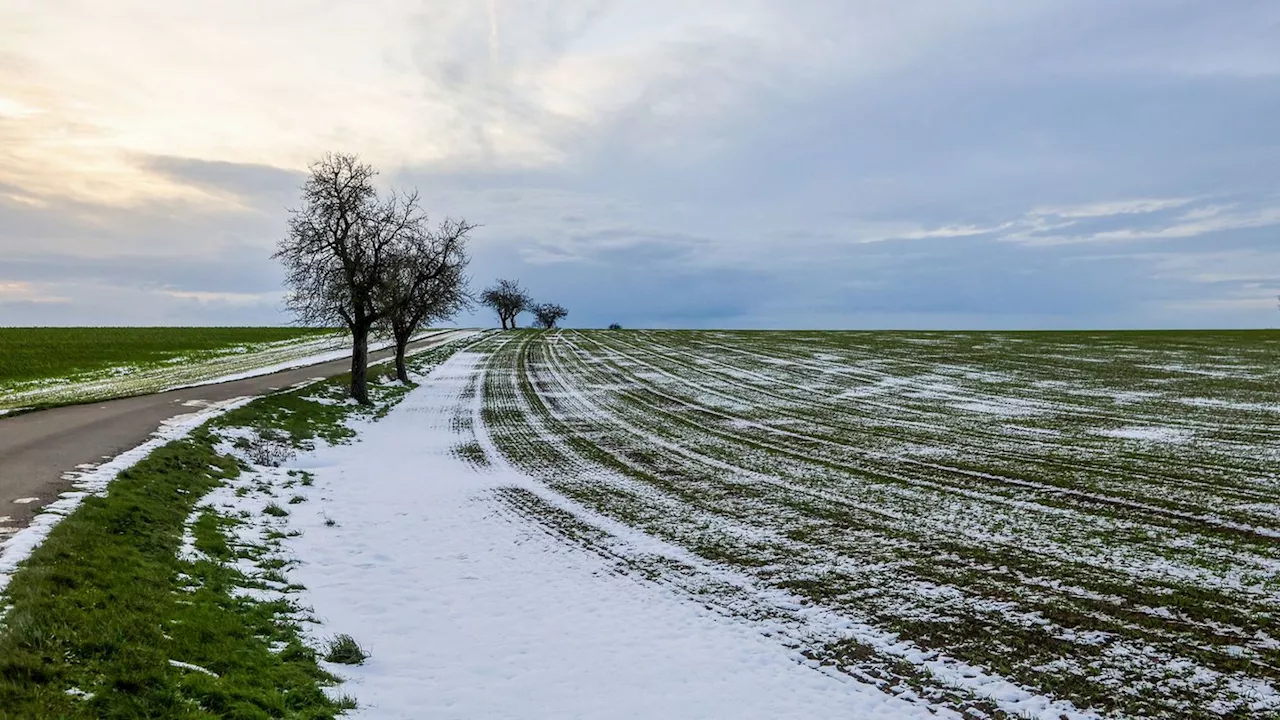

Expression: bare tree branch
xmin=375 ymin=216 xmax=477 ymax=382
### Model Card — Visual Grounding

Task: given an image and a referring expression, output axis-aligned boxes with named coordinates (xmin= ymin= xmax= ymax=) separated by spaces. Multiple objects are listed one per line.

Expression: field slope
xmin=0 ymin=327 xmax=340 ymax=410
xmin=471 ymin=329 xmax=1280 ymax=719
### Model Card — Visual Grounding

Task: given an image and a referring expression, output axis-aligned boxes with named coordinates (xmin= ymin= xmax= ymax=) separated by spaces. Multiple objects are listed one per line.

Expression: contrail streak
xmin=487 ymin=0 xmax=500 ymax=69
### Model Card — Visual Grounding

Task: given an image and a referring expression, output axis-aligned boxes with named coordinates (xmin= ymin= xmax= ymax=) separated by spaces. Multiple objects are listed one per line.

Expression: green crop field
xmin=0 ymin=327 xmax=341 ymax=410
xmin=0 ymin=327 xmax=332 ymax=384
xmin=457 ymin=329 xmax=1280 ymax=719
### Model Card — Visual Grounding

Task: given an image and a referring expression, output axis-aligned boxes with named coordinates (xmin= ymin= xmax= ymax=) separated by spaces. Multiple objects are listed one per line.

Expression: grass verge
xmin=0 ymin=436 xmax=343 ymax=719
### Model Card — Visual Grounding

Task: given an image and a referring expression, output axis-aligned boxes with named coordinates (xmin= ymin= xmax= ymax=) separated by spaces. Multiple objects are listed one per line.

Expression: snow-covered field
xmin=190 ymin=330 xmax=1280 ymax=719
xmin=203 ymin=353 xmax=953 ymax=719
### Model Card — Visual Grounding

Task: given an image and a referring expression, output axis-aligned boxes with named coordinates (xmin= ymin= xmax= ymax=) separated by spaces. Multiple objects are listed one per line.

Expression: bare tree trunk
xmin=393 ymin=330 xmax=411 ymax=383
xmin=350 ymin=323 xmax=371 ymax=405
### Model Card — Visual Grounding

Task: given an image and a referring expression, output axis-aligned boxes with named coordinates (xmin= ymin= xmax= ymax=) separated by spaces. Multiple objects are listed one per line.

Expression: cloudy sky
xmin=2 ymin=1 xmax=1278 ymax=329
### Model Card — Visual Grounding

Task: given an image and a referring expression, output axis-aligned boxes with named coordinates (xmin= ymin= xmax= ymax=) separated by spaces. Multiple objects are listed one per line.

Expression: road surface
xmin=0 ymin=330 xmax=475 ymax=533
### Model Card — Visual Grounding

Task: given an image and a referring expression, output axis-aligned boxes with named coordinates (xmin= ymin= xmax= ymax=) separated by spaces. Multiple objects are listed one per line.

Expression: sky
xmin=1 ymin=0 xmax=1278 ymax=330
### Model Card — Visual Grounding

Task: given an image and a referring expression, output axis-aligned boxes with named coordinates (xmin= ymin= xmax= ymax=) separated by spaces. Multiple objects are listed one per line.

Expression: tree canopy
xmin=479 ymin=279 xmax=533 ymax=329
xmin=531 ymin=302 xmax=569 ymax=329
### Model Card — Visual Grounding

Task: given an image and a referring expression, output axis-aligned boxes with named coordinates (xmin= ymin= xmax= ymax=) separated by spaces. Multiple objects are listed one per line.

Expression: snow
xmin=1178 ymin=397 xmax=1280 ymax=414
xmin=1111 ymin=390 xmax=1163 ymax=405
xmin=161 ymin=329 xmax=457 ymax=392
xmin=1096 ymin=426 xmax=1196 ymax=443
xmin=954 ymin=398 xmax=1044 ymax=417
xmin=168 ymin=659 xmax=219 ymax=677
xmin=271 ymin=353 xmax=947 ymax=719
xmin=0 ymin=396 xmax=256 ymax=596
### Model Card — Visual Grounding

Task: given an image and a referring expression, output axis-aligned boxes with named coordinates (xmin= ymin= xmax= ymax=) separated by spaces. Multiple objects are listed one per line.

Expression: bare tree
xmin=274 ymin=152 xmax=416 ymax=404
xmin=531 ymin=302 xmax=568 ymax=329
xmin=376 ymin=217 xmax=476 ymax=382
xmin=479 ymin=279 xmax=532 ymax=329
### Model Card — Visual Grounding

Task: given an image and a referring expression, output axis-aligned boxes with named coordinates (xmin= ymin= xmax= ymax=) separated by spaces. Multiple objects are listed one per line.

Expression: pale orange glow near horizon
xmin=0 ymin=0 xmax=1003 ymax=209
xmin=0 ymin=0 xmax=658 ymax=207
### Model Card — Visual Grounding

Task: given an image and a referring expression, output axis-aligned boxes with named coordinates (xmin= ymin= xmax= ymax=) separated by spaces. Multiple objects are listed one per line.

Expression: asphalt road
xmin=0 ymin=330 xmax=474 ymax=533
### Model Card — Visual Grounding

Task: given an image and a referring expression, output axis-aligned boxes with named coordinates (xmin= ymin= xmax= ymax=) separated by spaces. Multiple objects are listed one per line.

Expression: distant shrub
xmin=608 ymin=323 xmax=622 ymax=330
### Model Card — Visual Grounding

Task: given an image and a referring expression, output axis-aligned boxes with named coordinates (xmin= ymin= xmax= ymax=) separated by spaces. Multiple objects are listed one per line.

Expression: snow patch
xmin=168 ymin=659 xmax=219 ymax=677
xmin=954 ymin=399 xmax=1044 ymax=417
xmin=1179 ymin=397 xmax=1280 ymax=414
xmin=1096 ymin=426 xmax=1196 ymax=443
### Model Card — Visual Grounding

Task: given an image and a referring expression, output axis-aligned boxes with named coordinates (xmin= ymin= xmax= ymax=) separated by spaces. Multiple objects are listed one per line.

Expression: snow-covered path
xmin=283 ymin=352 xmax=939 ymax=719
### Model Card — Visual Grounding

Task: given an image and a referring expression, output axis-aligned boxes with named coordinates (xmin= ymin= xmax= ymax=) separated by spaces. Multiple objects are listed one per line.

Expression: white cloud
xmin=1162 ymin=293 xmax=1279 ymax=313
xmin=0 ymin=281 xmax=69 ymax=303
xmin=1028 ymin=197 xmax=1196 ymax=220
xmin=160 ymin=289 xmax=281 ymax=306
xmin=1003 ymin=201 xmax=1280 ymax=246
xmin=0 ymin=96 xmax=41 ymax=118
xmin=877 ymin=223 xmax=1013 ymax=243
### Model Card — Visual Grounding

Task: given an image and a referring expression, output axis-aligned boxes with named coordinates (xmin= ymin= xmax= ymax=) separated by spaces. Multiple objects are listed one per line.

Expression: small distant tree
xmin=531 ymin=302 xmax=569 ymax=329
xmin=376 ymin=216 xmax=476 ymax=382
xmin=480 ymin=279 xmax=532 ymax=329
xmin=275 ymin=153 xmax=412 ymax=404
xmin=608 ymin=323 xmax=622 ymax=330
